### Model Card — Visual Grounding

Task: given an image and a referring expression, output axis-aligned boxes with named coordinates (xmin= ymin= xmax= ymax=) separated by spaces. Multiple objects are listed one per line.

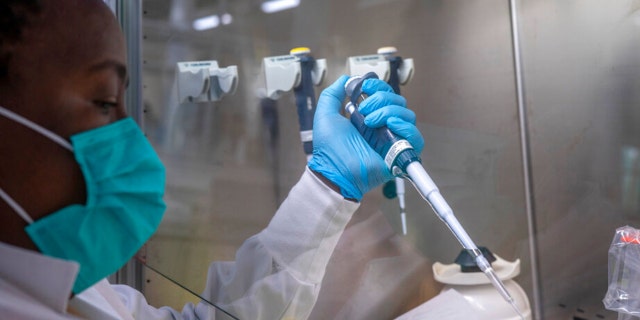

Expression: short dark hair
xmin=0 ymin=0 xmax=42 ymax=78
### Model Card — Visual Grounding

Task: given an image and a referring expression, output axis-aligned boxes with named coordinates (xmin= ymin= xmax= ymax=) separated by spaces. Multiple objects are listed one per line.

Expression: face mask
xmin=0 ymin=106 xmax=166 ymax=294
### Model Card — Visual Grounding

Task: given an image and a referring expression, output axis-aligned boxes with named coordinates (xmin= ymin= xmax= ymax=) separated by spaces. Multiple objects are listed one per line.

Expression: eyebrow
xmin=89 ymin=59 xmax=130 ymax=88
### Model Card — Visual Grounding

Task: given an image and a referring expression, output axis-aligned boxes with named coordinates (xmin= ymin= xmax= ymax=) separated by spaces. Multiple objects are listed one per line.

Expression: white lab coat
xmin=0 ymin=167 xmax=359 ymax=320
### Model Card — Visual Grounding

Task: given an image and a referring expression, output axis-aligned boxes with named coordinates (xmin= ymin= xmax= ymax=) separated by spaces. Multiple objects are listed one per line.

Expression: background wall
xmin=135 ymin=0 xmax=640 ymax=319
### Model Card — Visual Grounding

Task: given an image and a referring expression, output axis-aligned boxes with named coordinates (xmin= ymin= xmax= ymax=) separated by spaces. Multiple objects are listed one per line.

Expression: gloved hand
xmin=308 ymin=75 xmax=424 ymax=201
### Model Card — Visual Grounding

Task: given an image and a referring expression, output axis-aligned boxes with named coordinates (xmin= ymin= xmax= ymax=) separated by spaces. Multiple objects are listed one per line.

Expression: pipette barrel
xmin=396 ymin=177 xmax=407 ymax=235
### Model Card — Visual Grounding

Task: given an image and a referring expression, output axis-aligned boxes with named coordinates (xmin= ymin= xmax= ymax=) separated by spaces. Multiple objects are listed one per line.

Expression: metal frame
xmin=107 ymin=0 xmax=146 ymax=292
xmin=509 ymin=0 xmax=542 ymax=318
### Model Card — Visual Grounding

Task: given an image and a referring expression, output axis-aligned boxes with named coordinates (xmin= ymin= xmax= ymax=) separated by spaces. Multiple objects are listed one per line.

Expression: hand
xmin=308 ymin=76 xmax=424 ymax=201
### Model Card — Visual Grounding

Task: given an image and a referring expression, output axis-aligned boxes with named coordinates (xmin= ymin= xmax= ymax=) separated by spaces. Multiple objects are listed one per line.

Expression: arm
xmin=197 ymin=76 xmax=420 ymax=319
xmin=200 ymin=167 xmax=359 ymax=319
xmin=198 ymin=76 xmax=422 ymax=319
xmin=111 ymin=168 xmax=356 ymax=320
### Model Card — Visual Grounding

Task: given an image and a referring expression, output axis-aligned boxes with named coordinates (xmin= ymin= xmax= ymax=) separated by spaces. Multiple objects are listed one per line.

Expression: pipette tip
xmin=400 ymin=212 xmax=407 ymax=235
xmin=510 ymin=300 xmax=525 ymax=320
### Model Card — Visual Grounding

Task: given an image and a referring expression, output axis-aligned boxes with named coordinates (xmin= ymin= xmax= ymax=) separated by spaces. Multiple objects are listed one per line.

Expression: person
xmin=0 ymin=1 xmax=424 ymax=319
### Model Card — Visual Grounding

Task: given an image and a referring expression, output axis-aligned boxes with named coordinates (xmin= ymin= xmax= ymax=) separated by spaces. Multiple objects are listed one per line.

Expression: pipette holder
xmin=262 ymin=50 xmax=327 ymax=157
xmin=346 ymin=53 xmax=414 ymax=85
xmin=262 ymin=54 xmax=326 ymax=99
xmin=176 ymin=60 xmax=238 ymax=103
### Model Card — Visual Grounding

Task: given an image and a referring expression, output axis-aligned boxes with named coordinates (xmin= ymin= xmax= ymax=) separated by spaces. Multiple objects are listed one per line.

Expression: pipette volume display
xmin=344 ymin=73 xmax=525 ymax=319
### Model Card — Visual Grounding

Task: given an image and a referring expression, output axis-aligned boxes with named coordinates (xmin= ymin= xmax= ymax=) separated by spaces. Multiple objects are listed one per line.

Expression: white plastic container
xmin=432 ymin=253 xmax=532 ymax=320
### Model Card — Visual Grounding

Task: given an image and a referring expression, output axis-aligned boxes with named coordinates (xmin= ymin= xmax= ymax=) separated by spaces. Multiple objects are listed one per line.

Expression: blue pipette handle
xmin=345 ymin=72 xmax=420 ymax=174
xmin=293 ymin=56 xmax=317 ymax=155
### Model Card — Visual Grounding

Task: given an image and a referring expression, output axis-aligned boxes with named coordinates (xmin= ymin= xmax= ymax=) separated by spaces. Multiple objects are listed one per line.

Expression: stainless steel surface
xmin=135 ymin=0 xmax=640 ymax=318
xmin=509 ymin=0 xmax=542 ymax=318
xmin=519 ymin=1 xmax=640 ymax=318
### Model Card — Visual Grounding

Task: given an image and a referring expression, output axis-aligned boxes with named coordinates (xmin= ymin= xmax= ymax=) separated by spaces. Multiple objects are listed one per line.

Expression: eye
xmin=94 ymin=100 xmax=118 ymax=114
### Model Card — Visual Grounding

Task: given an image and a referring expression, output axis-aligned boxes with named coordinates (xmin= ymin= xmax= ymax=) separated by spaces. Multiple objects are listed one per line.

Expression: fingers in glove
xmin=364 ymin=105 xmax=416 ymax=128
xmin=359 ymin=91 xmax=407 ymax=115
xmin=386 ymin=117 xmax=425 ymax=154
xmin=361 ymin=78 xmax=394 ymax=94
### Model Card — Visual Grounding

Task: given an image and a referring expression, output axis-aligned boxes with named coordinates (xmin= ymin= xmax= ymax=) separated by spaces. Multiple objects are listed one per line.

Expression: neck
xmin=0 ymin=200 xmax=39 ymax=251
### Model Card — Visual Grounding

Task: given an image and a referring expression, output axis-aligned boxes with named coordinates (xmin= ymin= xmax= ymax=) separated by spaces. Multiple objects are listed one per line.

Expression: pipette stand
xmin=262 ymin=48 xmax=327 ymax=159
xmin=176 ymin=60 xmax=238 ymax=103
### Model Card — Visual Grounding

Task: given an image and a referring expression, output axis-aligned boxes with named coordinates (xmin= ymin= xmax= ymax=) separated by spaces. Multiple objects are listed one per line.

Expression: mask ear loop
xmin=0 ymin=106 xmax=73 ymax=151
xmin=0 ymin=106 xmax=73 ymax=224
xmin=0 ymin=187 xmax=33 ymax=224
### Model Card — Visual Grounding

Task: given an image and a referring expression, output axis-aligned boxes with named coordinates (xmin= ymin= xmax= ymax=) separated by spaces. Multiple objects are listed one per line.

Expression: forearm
xmin=258 ymin=166 xmax=360 ymax=283
xmin=199 ymin=167 xmax=359 ymax=319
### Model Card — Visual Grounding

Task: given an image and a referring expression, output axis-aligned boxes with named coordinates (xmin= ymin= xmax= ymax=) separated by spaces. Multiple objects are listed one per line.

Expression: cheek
xmin=44 ymin=96 xmax=109 ymax=139
xmin=36 ymin=136 xmax=88 ymax=212
xmin=70 ymin=104 xmax=113 ymax=135
xmin=9 ymin=117 xmax=89 ymax=218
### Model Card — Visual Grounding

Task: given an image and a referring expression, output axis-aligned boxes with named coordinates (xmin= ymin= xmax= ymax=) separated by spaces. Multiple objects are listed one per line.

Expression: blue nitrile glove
xmin=308 ymin=75 xmax=424 ymax=201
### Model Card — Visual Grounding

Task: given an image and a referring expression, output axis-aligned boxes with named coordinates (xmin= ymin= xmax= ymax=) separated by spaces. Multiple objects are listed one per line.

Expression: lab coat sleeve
xmin=113 ymin=167 xmax=359 ymax=320
xmin=200 ymin=167 xmax=360 ymax=319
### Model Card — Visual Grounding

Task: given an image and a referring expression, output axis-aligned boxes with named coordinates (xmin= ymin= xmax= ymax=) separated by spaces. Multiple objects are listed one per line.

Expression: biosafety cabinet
xmin=110 ymin=1 xmax=640 ymax=319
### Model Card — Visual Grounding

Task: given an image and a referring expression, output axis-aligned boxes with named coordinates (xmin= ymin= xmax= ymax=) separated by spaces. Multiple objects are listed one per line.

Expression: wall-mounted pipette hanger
xmin=262 ymin=47 xmax=327 ymax=160
xmin=176 ymin=60 xmax=238 ymax=103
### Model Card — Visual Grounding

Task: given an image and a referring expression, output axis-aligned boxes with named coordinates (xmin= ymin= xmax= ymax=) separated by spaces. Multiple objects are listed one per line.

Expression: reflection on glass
xmin=141 ymin=0 xmax=532 ymax=319
xmin=143 ymin=263 xmax=239 ymax=319
xmin=622 ymin=146 xmax=640 ymax=215
xmin=261 ymin=0 xmax=300 ymax=14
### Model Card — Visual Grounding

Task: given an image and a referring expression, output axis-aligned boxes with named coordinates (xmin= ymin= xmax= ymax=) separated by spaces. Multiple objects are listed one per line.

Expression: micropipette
xmin=262 ymin=48 xmax=327 ymax=161
xmin=344 ymin=72 xmax=525 ymax=319
xmin=290 ymin=47 xmax=320 ymax=160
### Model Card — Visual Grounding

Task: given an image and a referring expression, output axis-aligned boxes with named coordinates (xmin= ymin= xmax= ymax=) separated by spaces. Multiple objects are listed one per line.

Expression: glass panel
xmin=143 ymin=262 xmax=240 ymax=320
xmin=141 ymin=0 xmax=530 ymax=318
xmin=519 ymin=1 xmax=640 ymax=319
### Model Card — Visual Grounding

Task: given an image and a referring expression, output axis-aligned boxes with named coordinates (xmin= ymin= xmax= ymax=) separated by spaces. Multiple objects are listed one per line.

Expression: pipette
xmin=290 ymin=47 xmax=320 ymax=160
xmin=262 ymin=48 xmax=327 ymax=161
xmin=344 ymin=72 xmax=525 ymax=319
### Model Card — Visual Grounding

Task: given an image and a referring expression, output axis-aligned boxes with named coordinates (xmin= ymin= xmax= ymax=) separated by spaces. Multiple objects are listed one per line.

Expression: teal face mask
xmin=0 ymin=106 xmax=166 ymax=294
